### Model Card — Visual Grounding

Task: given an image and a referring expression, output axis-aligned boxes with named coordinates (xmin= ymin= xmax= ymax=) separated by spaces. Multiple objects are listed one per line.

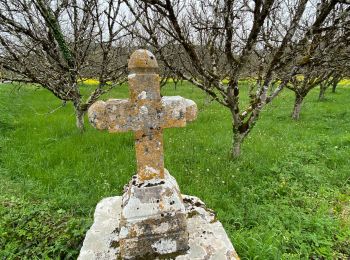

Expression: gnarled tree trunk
xmin=230 ymin=108 xmax=250 ymax=158
xmin=332 ymin=84 xmax=337 ymax=93
xmin=292 ymin=93 xmax=305 ymax=120
xmin=332 ymin=79 xmax=340 ymax=93
xmin=232 ymin=130 xmax=245 ymax=158
xmin=318 ymin=83 xmax=327 ymax=101
xmin=73 ymin=102 xmax=86 ymax=132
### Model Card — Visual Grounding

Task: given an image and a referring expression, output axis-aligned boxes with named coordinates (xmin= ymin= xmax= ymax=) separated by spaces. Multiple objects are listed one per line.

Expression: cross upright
xmin=88 ymin=49 xmax=197 ymax=182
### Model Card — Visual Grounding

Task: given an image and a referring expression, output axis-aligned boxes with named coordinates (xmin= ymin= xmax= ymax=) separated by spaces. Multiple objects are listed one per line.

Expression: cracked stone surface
xmin=78 ymin=195 xmax=239 ymax=260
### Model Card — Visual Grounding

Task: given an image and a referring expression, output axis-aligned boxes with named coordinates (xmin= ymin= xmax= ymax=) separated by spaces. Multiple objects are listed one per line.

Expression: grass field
xmin=0 ymin=82 xmax=349 ymax=259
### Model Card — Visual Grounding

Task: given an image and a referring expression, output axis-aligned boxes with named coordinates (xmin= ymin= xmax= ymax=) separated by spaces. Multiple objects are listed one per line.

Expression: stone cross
xmin=81 ymin=51 xmax=239 ymax=259
xmin=88 ymin=50 xmax=197 ymax=258
xmin=88 ymin=49 xmax=197 ymax=181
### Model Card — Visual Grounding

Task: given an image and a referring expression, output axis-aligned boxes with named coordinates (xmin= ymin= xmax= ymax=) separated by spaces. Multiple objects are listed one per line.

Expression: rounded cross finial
xmin=128 ymin=49 xmax=159 ymax=71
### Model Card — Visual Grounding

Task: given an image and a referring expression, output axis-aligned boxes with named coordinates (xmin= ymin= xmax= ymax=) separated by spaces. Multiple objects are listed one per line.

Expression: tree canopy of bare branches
xmin=285 ymin=2 xmax=350 ymax=118
xmin=0 ymin=0 xmax=132 ymax=131
xmin=127 ymin=0 xmax=349 ymax=157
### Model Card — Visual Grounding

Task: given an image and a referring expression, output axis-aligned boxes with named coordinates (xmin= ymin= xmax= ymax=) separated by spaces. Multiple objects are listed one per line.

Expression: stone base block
xmin=119 ymin=171 xmax=188 ymax=259
xmin=78 ymin=195 xmax=239 ymax=260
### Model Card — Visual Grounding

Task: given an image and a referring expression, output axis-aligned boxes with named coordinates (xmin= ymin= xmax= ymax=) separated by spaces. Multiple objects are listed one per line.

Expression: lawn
xmin=0 ymin=82 xmax=349 ymax=259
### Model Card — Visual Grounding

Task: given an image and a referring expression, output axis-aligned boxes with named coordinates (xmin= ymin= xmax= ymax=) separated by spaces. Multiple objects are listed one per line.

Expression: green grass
xmin=0 ymin=82 xmax=349 ymax=259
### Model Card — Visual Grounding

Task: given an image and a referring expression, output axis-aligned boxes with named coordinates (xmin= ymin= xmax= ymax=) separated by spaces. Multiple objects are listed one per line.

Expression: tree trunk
xmin=331 ymin=76 xmax=342 ymax=93
xmin=229 ymin=104 xmax=250 ymax=158
xmin=292 ymin=93 xmax=304 ymax=120
xmin=318 ymin=84 xmax=326 ymax=101
xmin=332 ymin=81 xmax=338 ymax=93
xmin=73 ymin=102 xmax=85 ymax=132
xmin=332 ymin=84 xmax=336 ymax=93
xmin=231 ymin=131 xmax=245 ymax=158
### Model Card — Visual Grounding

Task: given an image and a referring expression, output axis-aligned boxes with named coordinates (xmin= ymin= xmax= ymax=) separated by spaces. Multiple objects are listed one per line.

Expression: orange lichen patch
xmin=135 ymin=130 xmax=165 ymax=181
xmin=129 ymin=75 xmax=161 ymax=101
xmin=161 ymin=97 xmax=198 ymax=129
xmin=104 ymin=99 xmax=134 ymax=133
xmin=128 ymin=49 xmax=158 ymax=70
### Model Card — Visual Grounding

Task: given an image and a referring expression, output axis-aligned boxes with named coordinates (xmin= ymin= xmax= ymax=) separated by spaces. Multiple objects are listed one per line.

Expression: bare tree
xmin=318 ymin=72 xmax=343 ymax=100
xmin=319 ymin=3 xmax=349 ymax=99
xmin=0 ymin=0 xmax=131 ymax=131
xmin=127 ymin=0 xmax=344 ymax=157
xmin=287 ymin=2 xmax=349 ymax=118
xmin=319 ymin=57 xmax=349 ymax=99
xmin=330 ymin=73 xmax=343 ymax=93
xmin=318 ymin=77 xmax=332 ymax=101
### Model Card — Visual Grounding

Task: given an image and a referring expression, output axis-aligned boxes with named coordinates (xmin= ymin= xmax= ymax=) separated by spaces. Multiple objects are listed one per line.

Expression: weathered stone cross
xmin=88 ymin=49 xmax=197 ymax=181
xmin=88 ymin=49 xmax=197 ymax=258
xmin=82 ymin=50 xmax=238 ymax=260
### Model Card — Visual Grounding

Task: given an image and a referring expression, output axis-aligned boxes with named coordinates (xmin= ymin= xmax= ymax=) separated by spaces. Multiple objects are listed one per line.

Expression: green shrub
xmin=0 ymin=196 xmax=91 ymax=259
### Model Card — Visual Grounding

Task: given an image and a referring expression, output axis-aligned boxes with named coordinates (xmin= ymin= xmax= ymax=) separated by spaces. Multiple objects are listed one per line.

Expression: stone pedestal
xmin=119 ymin=171 xmax=188 ymax=259
xmin=79 ymin=194 xmax=239 ymax=260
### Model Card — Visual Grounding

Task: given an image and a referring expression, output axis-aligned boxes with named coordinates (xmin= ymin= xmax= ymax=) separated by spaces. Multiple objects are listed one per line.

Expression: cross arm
xmin=88 ymin=96 xmax=197 ymax=132
xmin=88 ymin=99 xmax=135 ymax=133
xmin=161 ymin=96 xmax=197 ymax=128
